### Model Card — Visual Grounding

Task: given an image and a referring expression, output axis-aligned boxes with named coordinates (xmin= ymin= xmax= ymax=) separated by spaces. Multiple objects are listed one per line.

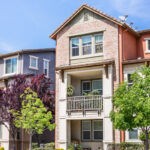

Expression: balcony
xmin=67 ymin=95 xmax=103 ymax=115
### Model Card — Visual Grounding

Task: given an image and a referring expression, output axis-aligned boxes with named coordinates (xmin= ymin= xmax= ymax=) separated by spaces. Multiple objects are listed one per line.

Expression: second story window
xmin=71 ymin=38 xmax=79 ymax=56
xmin=82 ymin=36 xmax=92 ymax=55
xmin=29 ymin=56 xmax=38 ymax=70
xmin=5 ymin=57 xmax=18 ymax=75
xmin=71 ymin=33 xmax=103 ymax=58
xmin=43 ymin=59 xmax=49 ymax=77
xmin=95 ymin=34 xmax=103 ymax=53
xmin=146 ymin=39 xmax=150 ymax=51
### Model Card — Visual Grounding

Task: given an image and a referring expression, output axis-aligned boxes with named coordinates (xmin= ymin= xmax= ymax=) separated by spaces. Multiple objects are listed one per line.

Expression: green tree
xmin=110 ymin=66 xmax=150 ymax=150
xmin=11 ymin=88 xmax=55 ymax=150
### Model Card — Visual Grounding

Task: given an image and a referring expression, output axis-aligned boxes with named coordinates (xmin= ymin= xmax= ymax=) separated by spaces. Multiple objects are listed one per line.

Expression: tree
xmin=11 ymin=88 xmax=55 ymax=150
xmin=0 ymin=75 xmax=28 ymax=150
xmin=29 ymin=74 xmax=55 ymax=114
xmin=0 ymin=74 xmax=55 ymax=150
xmin=110 ymin=66 xmax=150 ymax=150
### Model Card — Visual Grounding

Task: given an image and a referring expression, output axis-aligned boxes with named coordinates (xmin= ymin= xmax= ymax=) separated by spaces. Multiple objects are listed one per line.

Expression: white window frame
xmin=70 ymin=33 xmax=104 ymax=59
xmin=81 ymin=120 xmax=103 ymax=141
xmin=93 ymin=120 xmax=103 ymax=140
xmin=82 ymin=120 xmax=91 ymax=141
xmin=70 ymin=37 xmax=80 ymax=57
xmin=82 ymin=35 xmax=92 ymax=55
xmin=145 ymin=38 xmax=150 ymax=53
xmin=4 ymin=56 xmax=18 ymax=76
xmin=82 ymin=80 xmax=91 ymax=94
xmin=94 ymin=33 xmax=103 ymax=54
xmin=43 ymin=59 xmax=50 ymax=78
xmin=29 ymin=55 xmax=38 ymax=70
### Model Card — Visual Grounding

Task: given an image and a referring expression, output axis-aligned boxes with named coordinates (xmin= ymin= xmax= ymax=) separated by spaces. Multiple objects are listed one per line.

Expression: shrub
xmin=67 ymin=143 xmax=82 ymax=150
xmin=32 ymin=143 xmax=38 ymax=149
xmin=67 ymin=85 xmax=74 ymax=97
xmin=107 ymin=142 xmax=144 ymax=150
xmin=33 ymin=148 xmax=50 ymax=150
xmin=45 ymin=142 xmax=55 ymax=148
xmin=0 ymin=147 xmax=4 ymax=150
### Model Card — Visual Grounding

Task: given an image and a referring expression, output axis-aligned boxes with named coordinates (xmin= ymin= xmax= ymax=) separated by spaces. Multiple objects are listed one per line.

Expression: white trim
xmin=145 ymin=38 xmax=150 ymax=52
xmin=29 ymin=55 xmax=39 ymax=70
xmin=43 ymin=59 xmax=49 ymax=78
xmin=70 ymin=32 xmax=104 ymax=59
xmin=3 ymin=56 xmax=19 ymax=76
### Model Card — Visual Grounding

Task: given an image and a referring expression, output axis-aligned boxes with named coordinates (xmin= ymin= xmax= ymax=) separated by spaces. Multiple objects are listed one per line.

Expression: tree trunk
xmin=12 ymin=133 xmax=16 ymax=150
xmin=29 ymin=133 xmax=32 ymax=150
xmin=145 ymin=130 xmax=149 ymax=150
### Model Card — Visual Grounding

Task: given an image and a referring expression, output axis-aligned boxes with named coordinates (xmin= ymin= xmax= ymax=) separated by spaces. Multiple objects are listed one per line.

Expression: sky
xmin=0 ymin=0 xmax=150 ymax=54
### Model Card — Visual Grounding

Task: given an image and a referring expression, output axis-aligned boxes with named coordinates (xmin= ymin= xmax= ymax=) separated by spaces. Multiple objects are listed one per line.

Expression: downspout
xmin=119 ymin=27 xmax=125 ymax=143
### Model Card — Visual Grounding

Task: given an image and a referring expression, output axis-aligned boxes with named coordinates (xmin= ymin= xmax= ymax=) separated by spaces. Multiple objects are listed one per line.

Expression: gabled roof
xmin=50 ymin=4 xmax=138 ymax=40
xmin=0 ymin=48 xmax=55 ymax=59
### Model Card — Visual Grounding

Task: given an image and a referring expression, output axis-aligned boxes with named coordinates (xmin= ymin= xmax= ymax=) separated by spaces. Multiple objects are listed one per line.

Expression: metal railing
xmin=67 ymin=95 xmax=103 ymax=114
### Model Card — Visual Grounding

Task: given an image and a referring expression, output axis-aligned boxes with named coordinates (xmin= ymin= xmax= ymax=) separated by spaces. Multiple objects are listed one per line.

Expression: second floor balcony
xmin=67 ymin=95 xmax=103 ymax=115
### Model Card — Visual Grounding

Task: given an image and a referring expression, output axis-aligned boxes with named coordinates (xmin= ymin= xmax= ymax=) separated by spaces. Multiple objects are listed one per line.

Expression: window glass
xmin=5 ymin=57 xmax=17 ymax=74
xmin=93 ymin=120 xmax=103 ymax=140
xmin=148 ymin=40 xmax=150 ymax=50
xmin=72 ymin=38 xmax=79 ymax=56
xmin=0 ymin=124 xmax=2 ymax=139
xmin=44 ymin=61 xmax=49 ymax=77
xmin=82 ymin=120 xmax=91 ymax=140
xmin=31 ymin=57 xmax=37 ymax=68
xmin=12 ymin=58 xmax=17 ymax=73
xmin=82 ymin=81 xmax=91 ymax=94
xmin=6 ymin=59 xmax=11 ymax=74
xmin=129 ymin=129 xmax=138 ymax=139
xmin=95 ymin=34 xmax=103 ymax=53
xmin=82 ymin=36 xmax=92 ymax=55
xmin=92 ymin=80 xmax=103 ymax=95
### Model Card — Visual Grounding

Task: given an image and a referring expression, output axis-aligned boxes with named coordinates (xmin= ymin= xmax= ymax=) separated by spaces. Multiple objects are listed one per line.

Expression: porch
xmin=67 ymin=120 xmax=103 ymax=150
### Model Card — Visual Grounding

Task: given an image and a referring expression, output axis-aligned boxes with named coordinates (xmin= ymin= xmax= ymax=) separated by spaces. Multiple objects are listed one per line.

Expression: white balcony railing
xmin=67 ymin=95 xmax=103 ymax=114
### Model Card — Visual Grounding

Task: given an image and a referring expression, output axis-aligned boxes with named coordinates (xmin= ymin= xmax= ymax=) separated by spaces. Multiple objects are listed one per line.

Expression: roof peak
xmin=50 ymin=4 xmax=138 ymax=39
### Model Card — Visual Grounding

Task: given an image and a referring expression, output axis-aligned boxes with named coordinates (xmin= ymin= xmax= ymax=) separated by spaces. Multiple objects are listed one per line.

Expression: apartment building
xmin=0 ymin=48 xmax=55 ymax=150
xmin=50 ymin=4 xmax=150 ymax=150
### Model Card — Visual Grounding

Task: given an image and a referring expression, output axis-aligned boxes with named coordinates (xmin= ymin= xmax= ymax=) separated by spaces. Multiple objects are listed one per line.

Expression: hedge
xmin=107 ymin=142 xmax=144 ymax=150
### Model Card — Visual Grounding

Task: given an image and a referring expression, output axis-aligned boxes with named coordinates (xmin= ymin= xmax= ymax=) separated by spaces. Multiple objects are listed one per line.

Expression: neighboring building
xmin=0 ymin=48 xmax=55 ymax=150
xmin=50 ymin=4 xmax=150 ymax=150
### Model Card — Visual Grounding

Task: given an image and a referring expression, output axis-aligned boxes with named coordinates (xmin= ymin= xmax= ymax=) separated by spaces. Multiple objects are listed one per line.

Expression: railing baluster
xmin=67 ymin=95 xmax=103 ymax=112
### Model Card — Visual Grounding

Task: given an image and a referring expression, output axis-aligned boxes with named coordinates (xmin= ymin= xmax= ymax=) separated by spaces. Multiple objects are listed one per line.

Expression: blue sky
xmin=0 ymin=0 xmax=150 ymax=54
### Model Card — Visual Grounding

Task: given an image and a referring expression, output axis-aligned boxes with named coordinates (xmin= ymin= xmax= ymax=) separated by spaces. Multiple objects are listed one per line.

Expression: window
xmin=0 ymin=124 xmax=2 ymax=139
xmin=82 ymin=120 xmax=91 ymax=140
xmin=71 ymin=38 xmax=79 ymax=56
xmin=29 ymin=56 xmax=38 ymax=70
xmin=92 ymin=80 xmax=103 ymax=95
xmin=71 ymin=33 xmax=103 ymax=57
xmin=93 ymin=120 xmax=103 ymax=140
xmin=127 ymin=74 xmax=133 ymax=87
xmin=146 ymin=39 xmax=150 ymax=51
xmin=82 ymin=120 xmax=103 ymax=141
xmin=44 ymin=59 xmax=49 ymax=77
xmin=82 ymin=36 xmax=92 ymax=55
xmin=82 ymin=81 xmax=91 ymax=94
xmin=95 ymin=34 xmax=103 ymax=53
xmin=82 ymin=79 xmax=102 ymax=95
xmin=5 ymin=57 xmax=18 ymax=74
xmin=129 ymin=129 xmax=138 ymax=139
